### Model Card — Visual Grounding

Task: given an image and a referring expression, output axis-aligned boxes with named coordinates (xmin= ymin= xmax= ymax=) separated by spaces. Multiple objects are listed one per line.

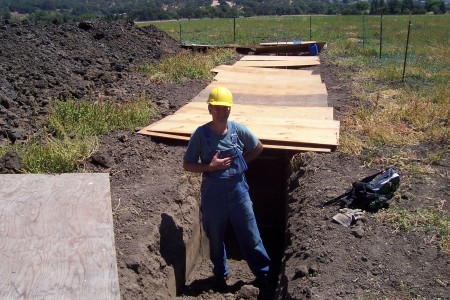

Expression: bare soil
xmin=1 ymin=20 xmax=448 ymax=300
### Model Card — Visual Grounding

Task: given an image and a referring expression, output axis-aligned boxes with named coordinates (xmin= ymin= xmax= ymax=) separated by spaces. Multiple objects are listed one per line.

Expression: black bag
xmin=320 ymin=167 xmax=400 ymax=211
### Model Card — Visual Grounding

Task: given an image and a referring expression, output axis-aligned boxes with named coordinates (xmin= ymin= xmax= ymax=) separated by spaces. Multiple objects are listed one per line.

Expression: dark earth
xmin=1 ymin=20 xmax=448 ymax=300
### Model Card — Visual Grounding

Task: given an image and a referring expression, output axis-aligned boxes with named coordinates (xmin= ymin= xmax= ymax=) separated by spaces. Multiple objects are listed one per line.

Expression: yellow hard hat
xmin=207 ymin=86 xmax=233 ymax=107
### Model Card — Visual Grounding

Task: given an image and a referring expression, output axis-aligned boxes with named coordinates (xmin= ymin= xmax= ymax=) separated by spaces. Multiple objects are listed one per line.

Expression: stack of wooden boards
xmin=139 ymin=54 xmax=340 ymax=152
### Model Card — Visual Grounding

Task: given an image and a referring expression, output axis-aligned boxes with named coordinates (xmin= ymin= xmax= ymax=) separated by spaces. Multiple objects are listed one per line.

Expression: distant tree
xmin=378 ymin=0 xmax=388 ymax=13
xmin=388 ymin=0 xmax=402 ymax=13
xmin=42 ymin=0 xmax=56 ymax=11
xmin=370 ymin=0 xmax=379 ymax=14
xmin=425 ymin=0 xmax=446 ymax=13
xmin=401 ymin=0 xmax=414 ymax=13
xmin=355 ymin=1 xmax=370 ymax=13
xmin=0 ymin=7 xmax=11 ymax=21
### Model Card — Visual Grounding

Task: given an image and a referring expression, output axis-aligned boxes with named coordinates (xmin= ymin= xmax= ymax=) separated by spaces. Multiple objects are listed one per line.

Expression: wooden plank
xmin=211 ymin=65 xmax=322 ymax=86
xmin=192 ymin=91 xmax=328 ymax=107
xmin=254 ymin=41 xmax=327 ymax=54
xmin=259 ymin=41 xmax=319 ymax=46
xmin=212 ymin=77 xmax=323 ymax=89
xmin=140 ymin=130 xmax=332 ymax=152
xmin=240 ymin=55 xmax=321 ymax=61
xmin=211 ymin=65 xmax=315 ymax=77
xmin=233 ymin=59 xmax=320 ymax=68
xmin=158 ymin=109 xmax=333 ymax=126
xmin=213 ymin=73 xmax=323 ymax=85
xmin=0 ymin=173 xmax=120 ymax=300
xmin=191 ymin=85 xmax=328 ymax=107
xmin=142 ymin=117 xmax=339 ymax=146
xmin=196 ymin=81 xmax=326 ymax=96
xmin=175 ymin=102 xmax=334 ymax=120
xmin=193 ymin=81 xmax=327 ymax=97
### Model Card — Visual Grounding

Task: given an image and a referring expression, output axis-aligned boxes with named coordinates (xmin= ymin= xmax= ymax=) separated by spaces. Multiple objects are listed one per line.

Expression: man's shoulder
xmin=229 ymin=121 xmax=248 ymax=132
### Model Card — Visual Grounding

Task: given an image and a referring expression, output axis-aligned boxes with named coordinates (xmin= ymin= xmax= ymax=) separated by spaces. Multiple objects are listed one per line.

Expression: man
xmin=182 ymin=86 xmax=270 ymax=289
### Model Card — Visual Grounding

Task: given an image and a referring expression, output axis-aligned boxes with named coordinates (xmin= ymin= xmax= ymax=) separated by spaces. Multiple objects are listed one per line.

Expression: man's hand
xmin=210 ymin=151 xmax=232 ymax=170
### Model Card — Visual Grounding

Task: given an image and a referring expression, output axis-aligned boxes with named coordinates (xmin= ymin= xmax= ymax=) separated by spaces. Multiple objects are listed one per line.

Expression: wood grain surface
xmin=0 ymin=173 xmax=120 ymax=300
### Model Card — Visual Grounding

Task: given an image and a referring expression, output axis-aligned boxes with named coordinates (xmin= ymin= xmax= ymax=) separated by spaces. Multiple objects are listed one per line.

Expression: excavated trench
xmin=177 ymin=148 xmax=294 ymax=298
xmin=244 ymin=149 xmax=292 ymax=281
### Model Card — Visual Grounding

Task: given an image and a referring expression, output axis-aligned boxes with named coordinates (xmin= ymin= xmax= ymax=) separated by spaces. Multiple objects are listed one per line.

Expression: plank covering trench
xmin=0 ymin=173 xmax=120 ymax=300
xmin=139 ymin=54 xmax=340 ymax=152
xmin=232 ymin=59 xmax=320 ymax=68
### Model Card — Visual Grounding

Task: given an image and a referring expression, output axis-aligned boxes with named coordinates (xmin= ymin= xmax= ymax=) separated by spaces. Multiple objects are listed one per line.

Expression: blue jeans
xmin=201 ymin=174 xmax=270 ymax=278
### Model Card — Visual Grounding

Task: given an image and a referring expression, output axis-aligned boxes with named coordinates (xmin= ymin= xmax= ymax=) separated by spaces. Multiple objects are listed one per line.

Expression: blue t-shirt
xmin=183 ymin=121 xmax=259 ymax=164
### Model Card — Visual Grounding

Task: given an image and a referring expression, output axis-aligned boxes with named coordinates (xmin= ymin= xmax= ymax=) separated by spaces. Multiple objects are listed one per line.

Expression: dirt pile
xmin=0 ymin=19 xmax=184 ymax=142
xmin=1 ymin=20 xmax=449 ymax=300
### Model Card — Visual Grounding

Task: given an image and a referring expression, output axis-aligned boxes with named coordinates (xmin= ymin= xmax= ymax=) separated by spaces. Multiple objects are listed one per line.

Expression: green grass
xmin=2 ymin=94 xmax=156 ymax=173
xmin=18 ymin=136 xmax=98 ymax=174
xmin=47 ymin=94 xmax=155 ymax=138
xmin=377 ymin=207 xmax=450 ymax=254
xmin=137 ymin=48 xmax=237 ymax=83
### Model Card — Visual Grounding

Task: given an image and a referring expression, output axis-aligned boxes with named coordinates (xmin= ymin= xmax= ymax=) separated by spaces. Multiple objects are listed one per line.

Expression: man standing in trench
xmin=182 ymin=86 xmax=271 ymax=290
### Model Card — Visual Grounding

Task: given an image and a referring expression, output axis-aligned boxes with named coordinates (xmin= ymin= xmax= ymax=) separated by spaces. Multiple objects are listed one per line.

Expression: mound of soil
xmin=1 ymin=20 xmax=449 ymax=300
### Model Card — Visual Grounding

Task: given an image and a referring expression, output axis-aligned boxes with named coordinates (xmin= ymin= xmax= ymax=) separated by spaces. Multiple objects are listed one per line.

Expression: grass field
xmin=142 ymin=15 xmax=449 ymax=156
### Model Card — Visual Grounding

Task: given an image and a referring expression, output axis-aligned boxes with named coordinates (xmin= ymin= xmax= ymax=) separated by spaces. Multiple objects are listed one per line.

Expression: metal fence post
xmin=379 ymin=12 xmax=383 ymax=59
xmin=179 ymin=21 xmax=182 ymax=45
xmin=233 ymin=16 xmax=236 ymax=44
xmin=309 ymin=15 xmax=312 ymax=41
xmin=362 ymin=13 xmax=366 ymax=48
xmin=402 ymin=16 xmax=412 ymax=82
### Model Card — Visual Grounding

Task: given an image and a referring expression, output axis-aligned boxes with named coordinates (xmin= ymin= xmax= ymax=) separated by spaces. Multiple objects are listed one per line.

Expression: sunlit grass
xmin=47 ymin=93 xmax=155 ymax=138
xmin=138 ymin=48 xmax=237 ymax=83
xmin=1 ymin=94 xmax=156 ymax=173
xmin=377 ymin=206 xmax=450 ymax=254
xmin=18 ymin=136 xmax=98 ymax=174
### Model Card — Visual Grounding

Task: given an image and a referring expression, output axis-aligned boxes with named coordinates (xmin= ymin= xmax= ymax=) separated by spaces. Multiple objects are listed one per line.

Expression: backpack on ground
xmin=320 ymin=167 xmax=400 ymax=211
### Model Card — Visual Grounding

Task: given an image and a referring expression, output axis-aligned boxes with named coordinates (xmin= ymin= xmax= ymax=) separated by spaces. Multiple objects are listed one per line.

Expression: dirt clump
xmin=1 ymin=20 xmax=449 ymax=300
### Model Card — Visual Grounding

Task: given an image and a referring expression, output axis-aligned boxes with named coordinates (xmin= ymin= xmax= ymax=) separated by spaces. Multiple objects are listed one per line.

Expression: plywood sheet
xmin=259 ymin=41 xmax=318 ymax=46
xmin=191 ymin=84 xmax=328 ymax=107
xmin=144 ymin=131 xmax=332 ymax=152
xmin=211 ymin=65 xmax=322 ymax=86
xmin=198 ymin=80 xmax=326 ymax=96
xmin=213 ymin=72 xmax=322 ymax=85
xmin=0 ymin=173 xmax=120 ymax=300
xmin=176 ymin=102 xmax=334 ymax=120
xmin=254 ymin=41 xmax=327 ymax=54
xmin=212 ymin=65 xmax=315 ymax=77
xmin=240 ymin=55 xmax=319 ymax=61
xmin=142 ymin=112 xmax=339 ymax=146
xmin=233 ymin=59 xmax=319 ymax=68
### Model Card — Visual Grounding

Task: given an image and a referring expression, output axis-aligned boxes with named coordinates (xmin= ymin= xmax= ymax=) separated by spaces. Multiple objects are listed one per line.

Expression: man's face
xmin=209 ymin=105 xmax=231 ymax=122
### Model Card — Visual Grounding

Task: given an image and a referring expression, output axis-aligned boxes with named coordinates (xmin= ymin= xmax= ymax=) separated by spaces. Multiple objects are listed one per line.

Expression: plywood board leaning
xmin=0 ymin=173 xmax=120 ymax=300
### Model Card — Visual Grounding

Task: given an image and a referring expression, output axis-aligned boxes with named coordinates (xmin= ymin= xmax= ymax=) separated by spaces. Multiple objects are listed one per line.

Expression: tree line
xmin=0 ymin=0 xmax=447 ymax=23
